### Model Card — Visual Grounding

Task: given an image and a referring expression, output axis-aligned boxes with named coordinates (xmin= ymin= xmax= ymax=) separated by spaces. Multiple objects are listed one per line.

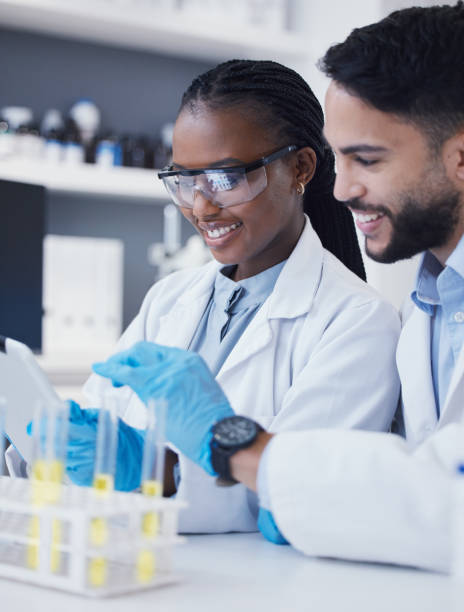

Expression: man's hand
xmin=229 ymin=431 xmax=273 ymax=490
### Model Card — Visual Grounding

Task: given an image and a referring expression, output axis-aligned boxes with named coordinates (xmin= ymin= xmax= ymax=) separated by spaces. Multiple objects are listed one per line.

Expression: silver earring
xmin=296 ymin=182 xmax=305 ymax=196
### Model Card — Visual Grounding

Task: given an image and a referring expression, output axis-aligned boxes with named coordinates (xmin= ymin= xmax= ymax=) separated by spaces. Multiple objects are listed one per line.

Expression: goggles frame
xmin=157 ymin=144 xmax=298 ymax=180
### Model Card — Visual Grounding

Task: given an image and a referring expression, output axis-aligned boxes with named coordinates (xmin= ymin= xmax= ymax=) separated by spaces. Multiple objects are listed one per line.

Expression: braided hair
xmin=180 ymin=59 xmax=366 ymax=280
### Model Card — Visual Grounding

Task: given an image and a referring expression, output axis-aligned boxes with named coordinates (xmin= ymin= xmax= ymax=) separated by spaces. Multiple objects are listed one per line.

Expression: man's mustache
xmin=341 ymin=198 xmax=392 ymax=219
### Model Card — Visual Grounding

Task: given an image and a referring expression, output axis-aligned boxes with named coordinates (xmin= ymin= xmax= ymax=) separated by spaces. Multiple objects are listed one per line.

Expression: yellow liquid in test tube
xmin=136 ymin=549 xmax=156 ymax=584
xmin=29 ymin=459 xmax=65 ymax=571
xmin=141 ymin=479 xmax=162 ymax=538
xmin=26 ymin=516 xmax=40 ymax=570
xmin=50 ymin=519 xmax=62 ymax=573
xmin=89 ymin=557 xmax=107 ymax=587
xmin=93 ymin=472 xmax=114 ymax=496
xmin=90 ymin=517 xmax=108 ymax=547
xmin=136 ymin=399 xmax=166 ymax=585
xmin=91 ymin=475 xmax=112 ymax=551
xmin=28 ymin=401 xmax=68 ymax=572
xmin=142 ymin=480 xmax=162 ymax=497
xmin=31 ymin=459 xmax=64 ymax=505
xmin=89 ymin=472 xmax=114 ymax=586
xmin=137 ymin=479 xmax=162 ymax=584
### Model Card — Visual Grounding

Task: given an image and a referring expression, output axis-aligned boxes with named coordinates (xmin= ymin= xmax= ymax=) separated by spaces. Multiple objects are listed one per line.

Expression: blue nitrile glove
xmin=257 ymin=507 xmax=289 ymax=545
xmin=92 ymin=342 xmax=234 ymax=476
xmin=27 ymin=400 xmax=145 ymax=491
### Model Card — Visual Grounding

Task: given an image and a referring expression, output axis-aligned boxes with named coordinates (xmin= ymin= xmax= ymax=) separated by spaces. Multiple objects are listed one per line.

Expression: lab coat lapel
xmin=155 ymin=263 xmax=218 ymax=349
xmin=439 ymin=342 xmax=464 ymax=426
xmin=397 ymin=305 xmax=438 ymax=444
xmin=217 ymin=306 xmax=273 ymax=377
xmin=218 ymin=218 xmax=322 ymax=378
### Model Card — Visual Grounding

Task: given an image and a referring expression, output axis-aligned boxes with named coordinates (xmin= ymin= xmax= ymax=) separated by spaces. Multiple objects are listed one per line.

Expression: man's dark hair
xmin=180 ymin=59 xmax=366 ymax=280
xmin=319 ymin=2 xmax=464 ymax=150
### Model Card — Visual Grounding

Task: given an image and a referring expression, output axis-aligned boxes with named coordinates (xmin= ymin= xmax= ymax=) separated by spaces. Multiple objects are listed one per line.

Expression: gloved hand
xmin=257 ymin=507 xmax=289 ymax=545
xmin=27 ymin=400 xmax=144 ymax=491
xmin=92 ymin=342 xmax=234 ymax=476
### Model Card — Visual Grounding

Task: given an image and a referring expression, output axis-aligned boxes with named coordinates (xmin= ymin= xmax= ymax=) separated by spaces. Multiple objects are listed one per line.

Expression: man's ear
xmin=294 ymin=147 xmax=317 ymax=188
xmin=442 ymin=131 xmax=464 ymax=183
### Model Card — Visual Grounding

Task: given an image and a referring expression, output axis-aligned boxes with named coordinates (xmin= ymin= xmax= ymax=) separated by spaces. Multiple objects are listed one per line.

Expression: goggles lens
xmin=158 ymin=144 xmax=297 ymax=209
xmin=162 ymin=166 xmax=267 ymax=209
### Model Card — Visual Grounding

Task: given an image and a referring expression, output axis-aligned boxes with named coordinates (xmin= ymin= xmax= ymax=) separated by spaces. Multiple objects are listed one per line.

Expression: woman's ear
xmin=294 ymin=147 xmax=317 ymax=187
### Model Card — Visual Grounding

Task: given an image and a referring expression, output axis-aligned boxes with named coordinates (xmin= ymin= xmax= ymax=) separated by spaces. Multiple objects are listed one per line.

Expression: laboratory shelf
xmin=0 ymin=0 xmax=309 ymax=63
xmin=0 ymin=158 xmax=167 ymax=201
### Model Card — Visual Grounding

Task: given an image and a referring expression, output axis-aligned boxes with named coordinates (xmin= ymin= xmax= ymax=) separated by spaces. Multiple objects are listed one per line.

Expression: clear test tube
xmin=141 ymin=398 xmax=166 ymax=499
xmin=28 ymin=399 xmax=69 ymax=572
xmin=48 ymin=400 xmax=69 ymax=573
xmin=137 ymin=399 xmax=167 ymax=584
xmin=93 ymin=393 xmax=119 ymax=494
xmin=30 ymin=399 xmax=69 ymax=504
xmin=89 ymin=394 xmax=119 ymax=587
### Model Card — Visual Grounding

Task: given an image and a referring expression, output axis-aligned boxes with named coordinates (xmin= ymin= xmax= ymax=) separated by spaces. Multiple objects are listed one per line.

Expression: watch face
xmin=213 ymin=416 xmax=257 ymax=449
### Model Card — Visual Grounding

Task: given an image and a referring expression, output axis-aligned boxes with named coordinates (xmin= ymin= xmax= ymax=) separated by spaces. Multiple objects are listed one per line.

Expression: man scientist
xmin=94 ymin=2 xmax=464 ymax=572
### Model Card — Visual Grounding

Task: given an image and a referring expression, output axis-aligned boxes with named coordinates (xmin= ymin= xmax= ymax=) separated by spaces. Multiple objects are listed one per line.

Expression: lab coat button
xmin=454 ymin=311 xmax=464 ymax=323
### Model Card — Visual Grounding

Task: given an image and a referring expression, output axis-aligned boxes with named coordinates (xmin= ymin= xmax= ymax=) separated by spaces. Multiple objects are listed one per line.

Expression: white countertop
xmin=1 ymin=532 xmax=463 ymax=611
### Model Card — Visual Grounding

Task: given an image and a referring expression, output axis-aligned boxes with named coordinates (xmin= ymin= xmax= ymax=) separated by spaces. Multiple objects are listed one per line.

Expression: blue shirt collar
xmin=213 ymin=261 xmax=286 ymax=313
xmin=411 ymin=233 xmax=464 ymax=315
xmin=445 ymin=233 xmax=464 ymax=281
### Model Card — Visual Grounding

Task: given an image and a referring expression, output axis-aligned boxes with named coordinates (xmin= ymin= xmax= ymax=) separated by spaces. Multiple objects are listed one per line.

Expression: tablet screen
xmin=0 ymin=336 xmax=60 ymax=464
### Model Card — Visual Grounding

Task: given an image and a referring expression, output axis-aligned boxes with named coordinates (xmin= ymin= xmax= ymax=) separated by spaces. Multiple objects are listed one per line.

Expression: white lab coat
xmin=266 ymin=297 xmax=464 ymax=572
xmin=84 ymin=219 xmax=400 ymax=533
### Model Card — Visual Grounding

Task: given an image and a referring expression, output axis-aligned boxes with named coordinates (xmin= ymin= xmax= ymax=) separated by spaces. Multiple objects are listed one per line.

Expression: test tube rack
xmin=0 ymin=476 xmax=186 ymax=597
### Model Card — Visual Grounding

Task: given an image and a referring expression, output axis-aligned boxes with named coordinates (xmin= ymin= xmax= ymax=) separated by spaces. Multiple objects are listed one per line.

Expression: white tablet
xmin=0 ymin=336 xmax=60 ymax=464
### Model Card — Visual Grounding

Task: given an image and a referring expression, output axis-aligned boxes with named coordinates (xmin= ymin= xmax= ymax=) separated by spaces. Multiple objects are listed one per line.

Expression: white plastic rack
xmin=0 ymin=477 xmax=186 ymax=597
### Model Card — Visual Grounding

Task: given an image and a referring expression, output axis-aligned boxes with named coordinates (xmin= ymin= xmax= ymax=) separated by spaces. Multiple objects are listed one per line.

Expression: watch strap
xmin=210 ymin=418 xmax=263 ymax=485
xmin=210 ymin=443 xmax=239 ymax=484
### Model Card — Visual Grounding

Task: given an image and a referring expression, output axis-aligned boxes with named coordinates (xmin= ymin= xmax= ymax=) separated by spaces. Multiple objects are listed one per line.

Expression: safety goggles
xmin=157 ymin=144 xmax=297 ymax=209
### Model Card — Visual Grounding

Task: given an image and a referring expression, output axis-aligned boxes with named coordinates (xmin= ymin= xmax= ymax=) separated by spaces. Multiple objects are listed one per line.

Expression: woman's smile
xmin=198 ymin=221 xmax=244 ymax=247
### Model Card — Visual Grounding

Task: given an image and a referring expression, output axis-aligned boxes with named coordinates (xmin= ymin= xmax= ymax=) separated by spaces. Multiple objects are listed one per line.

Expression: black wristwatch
xmin=210 ymin=416 xmax=263 ymax=485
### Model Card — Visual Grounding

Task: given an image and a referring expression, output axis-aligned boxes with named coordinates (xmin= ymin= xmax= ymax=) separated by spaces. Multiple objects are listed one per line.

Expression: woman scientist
xmin=71 ymin=60 xmax=399 ymax=533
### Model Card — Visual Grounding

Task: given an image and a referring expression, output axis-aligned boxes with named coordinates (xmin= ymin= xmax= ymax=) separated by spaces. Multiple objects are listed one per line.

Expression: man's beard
xmin=346 ymin=184 xmax=461 ymax=264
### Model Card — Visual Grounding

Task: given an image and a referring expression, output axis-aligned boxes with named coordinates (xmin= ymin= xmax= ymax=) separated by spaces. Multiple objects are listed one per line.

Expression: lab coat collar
xmin=440 ymin=343 xmax=464 ymax=427
xmin=266 ymin=216 xmax=323 ymax=320
xmin=158 ymin=216 xmax=322 ymax=353
xmin=155 ymin=261 xmax=219 ymax=349
xmin=177 ymin=260 xmax=221 ymax=305
xmin=177 ymin=215 xmax=321 ymax=320
xmin=438 ymin=233 xmax=464 ymax=424
xmin=397 ymin=302 xmax=438 ymax=444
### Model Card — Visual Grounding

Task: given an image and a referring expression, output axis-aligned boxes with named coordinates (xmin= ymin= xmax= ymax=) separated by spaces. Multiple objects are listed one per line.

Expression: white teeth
xmin=206 ymin=223 xmax=240 ymax=238
xmin=356 ymin=212 xmax=382 ymax=223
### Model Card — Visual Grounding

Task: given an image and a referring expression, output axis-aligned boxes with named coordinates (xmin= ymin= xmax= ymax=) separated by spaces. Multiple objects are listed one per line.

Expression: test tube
xmin=30 ymin=399 xmax=69 ymax=505
xmin=141 ymin=398 xmax=166 ymax=499
xmin=89 ymin=394 xmax=119 ymax=587
xmin=137 ymin=399 xmax=167 ymax=584
xmin=28 ymin=399 xmax=69 ymax=571
xmin=93 ymin=393 xmax=119 ymax=494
